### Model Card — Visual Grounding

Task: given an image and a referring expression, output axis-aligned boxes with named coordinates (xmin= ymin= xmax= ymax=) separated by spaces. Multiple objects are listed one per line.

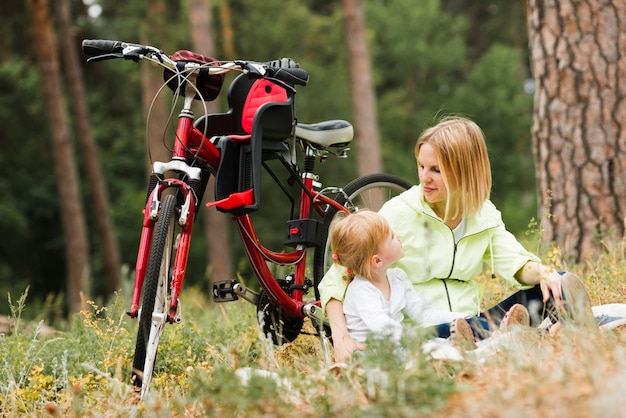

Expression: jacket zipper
xmin=442 ymin=239 xmax=457 ymax=311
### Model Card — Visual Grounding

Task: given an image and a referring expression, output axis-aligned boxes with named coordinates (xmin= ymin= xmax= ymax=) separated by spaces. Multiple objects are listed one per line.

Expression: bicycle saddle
xmin=295 ymin=120 xmax=353 ymax=148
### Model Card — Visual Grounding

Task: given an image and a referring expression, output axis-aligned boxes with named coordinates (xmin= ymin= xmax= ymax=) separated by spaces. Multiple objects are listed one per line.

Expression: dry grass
xmin=429 ymin=238 xmax=626 ymax=417
xmin=2 ymin=240 xmax=626 ymax=417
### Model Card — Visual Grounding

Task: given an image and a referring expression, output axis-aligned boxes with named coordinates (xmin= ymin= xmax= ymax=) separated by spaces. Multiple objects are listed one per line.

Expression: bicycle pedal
xmin=212 ymin=279 xmax=239 ymax=302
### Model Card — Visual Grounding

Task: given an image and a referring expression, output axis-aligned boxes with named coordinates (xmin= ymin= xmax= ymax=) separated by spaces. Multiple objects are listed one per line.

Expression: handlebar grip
xmin=82 ymin=39 xmax=124 ymax=57
xmin=265 ymin=66 xmax=309 ymax=86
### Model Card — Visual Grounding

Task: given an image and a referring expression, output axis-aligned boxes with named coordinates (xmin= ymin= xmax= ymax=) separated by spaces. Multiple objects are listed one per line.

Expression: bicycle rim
xmin=313 ymin=173 xmax=412 ymax=294
xmin=132 ymin=194 xmax=177 ymax=397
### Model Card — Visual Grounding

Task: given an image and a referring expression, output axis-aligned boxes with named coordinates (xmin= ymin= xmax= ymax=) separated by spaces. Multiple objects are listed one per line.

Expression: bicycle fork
xmin=128 ymin=161 xmax=202 ymax=322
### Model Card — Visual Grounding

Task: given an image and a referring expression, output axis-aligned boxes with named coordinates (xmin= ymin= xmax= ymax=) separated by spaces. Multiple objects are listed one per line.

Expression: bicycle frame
xmin=82 ymin=39 xmax=413 ymax=397
xmin=126 ymin=68 xmax=349 ymax=324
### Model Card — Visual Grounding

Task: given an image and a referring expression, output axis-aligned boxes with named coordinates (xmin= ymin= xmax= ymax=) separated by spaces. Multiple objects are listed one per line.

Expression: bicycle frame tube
xmin=174 ymin=114 xmax=221 ymax=166
xmin=236 ymin=215 xmax=306 ymax=318
xmin=290 ymin=173 xmax=316 ymax=303
xmin=233 ymin=182 xmax=352 ymax=319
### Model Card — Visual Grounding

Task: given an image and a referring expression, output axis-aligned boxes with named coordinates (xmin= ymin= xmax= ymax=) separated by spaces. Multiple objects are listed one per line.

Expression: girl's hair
xmin=329 ymin=211 xmax=391 ymax=282
xmin=415 ymin=116 xmax=492 ymax=222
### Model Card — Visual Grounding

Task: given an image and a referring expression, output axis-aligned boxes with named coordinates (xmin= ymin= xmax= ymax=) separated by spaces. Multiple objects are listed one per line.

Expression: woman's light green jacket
xmin=318 ymin=185 xmax=540 ymax=317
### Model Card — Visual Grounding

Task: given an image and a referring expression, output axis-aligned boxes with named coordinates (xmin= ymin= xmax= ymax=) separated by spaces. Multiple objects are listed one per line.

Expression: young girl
xmin=329 ymin=210 xmax=471 ymax=344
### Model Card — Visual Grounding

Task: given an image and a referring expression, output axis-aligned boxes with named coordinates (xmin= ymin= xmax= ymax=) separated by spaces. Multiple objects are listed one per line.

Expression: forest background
xmin=0 ymin=0 xmax=538 ymax=318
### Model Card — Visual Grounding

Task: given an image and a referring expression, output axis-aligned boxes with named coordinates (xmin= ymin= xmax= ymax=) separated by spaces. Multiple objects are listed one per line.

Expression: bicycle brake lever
xmin=236 ymin=60 xmax=266 ymax=77
xmin=86 ymin=53 xmax=124 ymax=63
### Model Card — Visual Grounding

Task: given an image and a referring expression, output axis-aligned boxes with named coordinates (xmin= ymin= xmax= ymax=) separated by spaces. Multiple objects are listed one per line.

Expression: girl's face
xmin=417 ymin=142 xmax=449 ymax=208
xmin=377 ymin=230 xmax=403 ymax=265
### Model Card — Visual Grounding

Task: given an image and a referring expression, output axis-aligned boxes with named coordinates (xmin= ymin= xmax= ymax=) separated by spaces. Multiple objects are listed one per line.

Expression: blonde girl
xmin=329 ymin=211 xmax=467 ymax=344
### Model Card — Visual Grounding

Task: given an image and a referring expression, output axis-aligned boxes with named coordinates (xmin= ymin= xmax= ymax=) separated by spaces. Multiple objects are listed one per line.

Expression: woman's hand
xmin=516 ymin=261 xmax=564 ymax=308
xmin=326 ymin=299 xmax=366 ymax=363
xmin=540 ymin=271 xmax=564 ymax=308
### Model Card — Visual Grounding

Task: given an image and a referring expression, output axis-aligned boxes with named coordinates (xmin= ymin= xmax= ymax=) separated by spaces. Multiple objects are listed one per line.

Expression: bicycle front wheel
xmin=313 ymin=173 xmax=412 ymax=295
xmin=132 ymin=193 xmax=178 ymax=397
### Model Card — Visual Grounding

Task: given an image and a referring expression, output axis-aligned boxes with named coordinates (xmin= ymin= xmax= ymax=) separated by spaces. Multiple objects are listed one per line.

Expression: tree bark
xmin=527 ymin=0 xmax=626 ymax=261
xmin=188 ymin=0 xmax=234 ymax=289
xmin=26 ymin=0 xmax=89 ymax=314
xmin=55 ymin=0 xmax=122 ymax=294
xmin=343 ymin=0 xmax=383 ymax=207
xmin=219 ymin=0 xmax=235 ymax=59
xmin=141 ymin=0 xmax=171 ymax=169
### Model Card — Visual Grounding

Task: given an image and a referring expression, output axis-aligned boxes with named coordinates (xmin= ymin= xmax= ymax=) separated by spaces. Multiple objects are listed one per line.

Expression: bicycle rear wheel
xmin=131 ymin=194 xmax=178 ymax=397
xmin=257 ymin=288 xmax=304 ymax=345
xmin=313 ymin=173 xmax=412 ymax=296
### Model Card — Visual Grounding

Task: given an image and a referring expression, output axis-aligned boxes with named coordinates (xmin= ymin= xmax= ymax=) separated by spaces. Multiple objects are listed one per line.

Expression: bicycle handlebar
xmin=81 ymin=39 xmax=309 ymax=86
xmin=82 ymin=39 xmax=161 ymax=63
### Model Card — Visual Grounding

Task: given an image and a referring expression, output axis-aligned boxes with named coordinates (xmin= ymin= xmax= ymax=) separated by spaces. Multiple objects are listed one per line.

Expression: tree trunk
xmin=26 ymin=0 xmax=89 ymax=314
xmin=343 ymin=0 xmax=382 ymax=176
xmin=527 ymin=0 xmax=626 ymax=262
xmin=188 ymin=0 xmax=234 ymax=289
xmin=141 ymin=0 xmax=171 ymax=169
xmin=219 ymin=1 xmax=235 ymax=59
xmin=343 ymin=0 xmax=383 ymax=209
xmin=55 ymin=0 xmax=122 ymax=294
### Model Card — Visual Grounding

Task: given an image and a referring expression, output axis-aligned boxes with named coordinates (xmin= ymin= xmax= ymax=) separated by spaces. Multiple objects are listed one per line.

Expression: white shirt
xmin=343 ymin=268 xmax=466 ymax=343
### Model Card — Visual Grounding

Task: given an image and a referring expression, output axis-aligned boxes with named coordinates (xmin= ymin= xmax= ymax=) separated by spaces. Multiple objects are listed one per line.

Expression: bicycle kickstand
xmin=302 ymin=303 xmax=332 ymax=366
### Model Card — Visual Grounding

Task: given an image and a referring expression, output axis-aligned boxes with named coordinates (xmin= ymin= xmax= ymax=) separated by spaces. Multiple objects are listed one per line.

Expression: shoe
xmin=560 ymin=273 xmax=596 ymax=328
xmin=499 ymin=304 xmax=530 ymax=332
xmin=450 ymin=318 xmax=477 ymax=350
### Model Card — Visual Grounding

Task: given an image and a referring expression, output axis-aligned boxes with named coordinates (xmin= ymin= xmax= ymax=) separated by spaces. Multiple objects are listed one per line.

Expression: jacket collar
xmin=398 ymin=184 xmax=503 ymax=233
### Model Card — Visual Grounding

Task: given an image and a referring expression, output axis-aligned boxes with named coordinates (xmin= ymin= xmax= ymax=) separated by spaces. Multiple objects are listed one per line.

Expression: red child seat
xmin=194 ymin=73 xmax=295 ymax=215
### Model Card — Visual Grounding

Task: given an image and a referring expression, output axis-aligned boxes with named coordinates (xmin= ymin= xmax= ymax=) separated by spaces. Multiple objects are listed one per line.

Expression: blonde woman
xmin=319 ymin=116 xmax=594 ymax=363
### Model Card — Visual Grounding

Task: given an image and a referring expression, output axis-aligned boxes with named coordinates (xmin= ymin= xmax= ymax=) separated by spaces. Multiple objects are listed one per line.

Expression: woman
xmin=319 ymin=116 xmax=594 ymax=362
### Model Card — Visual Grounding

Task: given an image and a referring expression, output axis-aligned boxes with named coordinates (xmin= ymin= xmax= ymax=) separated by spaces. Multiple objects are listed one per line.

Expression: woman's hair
xmin=414 ymin=116 xmax=492 ymax=221
xmin=329 ymin=211 xmax=391 ymax=282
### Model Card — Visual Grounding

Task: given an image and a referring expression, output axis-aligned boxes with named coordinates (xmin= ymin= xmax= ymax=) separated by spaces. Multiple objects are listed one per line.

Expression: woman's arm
xmin=326 ymin=299 xmax=366 ymax=363
xmin=515 ymin=261 xmax=563 ymax=308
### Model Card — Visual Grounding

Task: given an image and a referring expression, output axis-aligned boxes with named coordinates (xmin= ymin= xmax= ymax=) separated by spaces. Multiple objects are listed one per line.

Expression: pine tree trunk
xmin=188 ymin=0 xmax=234 ymax=289
xmin=26 ymin=0 xmax=89 ymax=314
xmin=141 ymin=0 xmax=171 ymax=169
xmin=55 ymin=0 xmax=122 ymax=294
xmin=527 ymin=0 xmax=626 ymax=261
xmin=343 ymin=0 xmax=383 ymax=207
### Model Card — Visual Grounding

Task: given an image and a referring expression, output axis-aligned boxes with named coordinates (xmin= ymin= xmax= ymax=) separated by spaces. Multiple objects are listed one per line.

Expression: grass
xmin=1 ymin=240 xmax=626 ymax=417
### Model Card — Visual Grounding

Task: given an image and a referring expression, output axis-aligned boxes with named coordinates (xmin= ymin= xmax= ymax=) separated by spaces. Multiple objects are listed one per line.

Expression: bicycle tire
xmin=313 ymin=173 xmax=412 ymax=296
xmin=131 ymin=194 xmax=178 ymax=395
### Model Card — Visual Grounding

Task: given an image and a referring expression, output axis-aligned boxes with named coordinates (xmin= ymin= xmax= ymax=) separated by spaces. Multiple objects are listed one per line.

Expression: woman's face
xmin=417 ymin=142 xmax=448 ymax=207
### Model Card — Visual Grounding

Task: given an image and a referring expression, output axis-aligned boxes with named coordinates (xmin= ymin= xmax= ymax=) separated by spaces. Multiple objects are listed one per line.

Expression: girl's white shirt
xmin=343 ymin=267 xmax=466 ymax=343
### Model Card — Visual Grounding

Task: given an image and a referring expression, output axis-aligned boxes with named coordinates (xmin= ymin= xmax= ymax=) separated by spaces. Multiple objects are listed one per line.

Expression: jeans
xmin=429 ymin=285 xmax=557 ymax=340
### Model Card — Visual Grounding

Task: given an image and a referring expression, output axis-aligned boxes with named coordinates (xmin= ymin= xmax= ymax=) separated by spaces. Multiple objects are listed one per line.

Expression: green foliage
xmin=355 ymin=328 xmax=459 ymax=416
xmin=0 ymin=286 xmax=462 ymax=416
xmin=367 ymin=0 xmax=469 ymax=181
xmin=448 ymin=43 xmax=536 ymax=234
xmin=2 ymin=0 xmax=539 ymax=317
xmin=5 ymin=268 xmax=626 ymax=416
xmin=0 ymin=60 xmax=66 ymax=313
xmin=367 ymin=1 xmax=536 ymax=234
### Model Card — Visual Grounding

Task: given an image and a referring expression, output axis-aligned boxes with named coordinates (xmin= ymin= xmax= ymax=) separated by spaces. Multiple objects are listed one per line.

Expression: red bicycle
xmin=82 ymin=39 xmax=411 ymax=398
